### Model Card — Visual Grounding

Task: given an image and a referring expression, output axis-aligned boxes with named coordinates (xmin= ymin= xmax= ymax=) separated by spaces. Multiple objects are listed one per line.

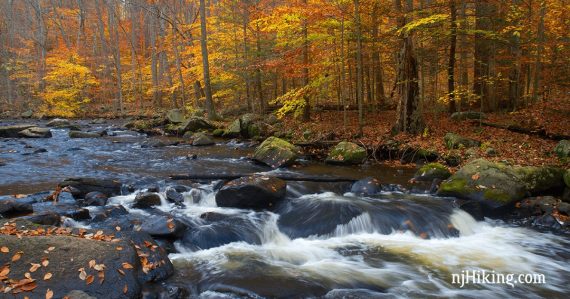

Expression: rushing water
xmin=1 ymin=120 xmax=569 ymax=298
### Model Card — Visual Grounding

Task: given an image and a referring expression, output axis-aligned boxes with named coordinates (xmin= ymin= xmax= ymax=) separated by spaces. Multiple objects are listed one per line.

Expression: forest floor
xmin=282 ymin=98 xmax=570 ymax=168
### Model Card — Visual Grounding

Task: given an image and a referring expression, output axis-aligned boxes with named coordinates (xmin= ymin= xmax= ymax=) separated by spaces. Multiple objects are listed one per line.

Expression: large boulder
xmin=326 ymin=141 xmax=367 ymax=165
xmin=450 ymin=111 xmax=487 ymax=121
xmin=191 ymin=132 xmax=215 ymax=146
xmin=350 ymin=177 xmax=382 ymax=196
xmin=223 ymin=118 xmax=242 ymax=138
xmin=69 ymin=131 xmax=102 ymax=138
xmin=437 ymin=159 xmax=527 ymax=208
xmin=82 ymin=191 xmax=108 ymax=206
xmin=414 ymin=163 xmax=451 ymax=182
xmin=59 ymin=178 xmax=122 ymax=198
xmin=554 ymin=140 xmax=570 ymax=159
xmin=222 ymin=114 xmax=270 ymax=139
xmin=514 ymin=166 xmax=566 ymax=195
xmin=0 ymin=220 xmax=173 ymax=299
xmin=444 ymin=133 xmax=481 ymax=149
xmin=18 ymin=127 xmax=52 ymax=138
xmin=0 ymin=124 xmax=36 ymax=138
xmin=165 ymin=109 xmax=185 ymax=124
xmin=181 ymin=117 xmax=214 ymax=133
xmin=20 ymin=109 xmax=33 ymax=118
xmin=253 ymin=137 xmax=299 ymax=168
xmin=215 ymin=176 xmax=287 ymax=210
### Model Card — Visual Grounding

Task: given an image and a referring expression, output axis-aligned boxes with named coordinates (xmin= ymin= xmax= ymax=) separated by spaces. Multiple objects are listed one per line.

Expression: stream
xmin=1 ymin=120 xmax=569 ymax=298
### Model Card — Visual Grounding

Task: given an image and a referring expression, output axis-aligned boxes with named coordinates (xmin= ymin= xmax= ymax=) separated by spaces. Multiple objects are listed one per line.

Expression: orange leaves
xmin=122 ymin=262 xmax=134 ymax=270
xmin=12 ymin=251 xmax=23 ymax=262
xmin=86 ymin=275 xmax=94 ymax=285
xmin=0 ymin=265 xmax=10 ymax=278
xmin=29 ymin=263 xmax=41 ymax=273
xmin=43 ymin=273 xmax=53 ymax=280
xmin=46 ymin=289 xmax=54 ymax=299
xmin=0 ymin=246 xmax=9 ymax=253
xmin=123 ymin=284 xmax=128 ymax=294
xmin=1 ymin=221 xmax=118 ymax=243
xmin=471 ymin=173 xmax=480 ymax=181
xmin=78 ymin=267 xmax=87 ymax=280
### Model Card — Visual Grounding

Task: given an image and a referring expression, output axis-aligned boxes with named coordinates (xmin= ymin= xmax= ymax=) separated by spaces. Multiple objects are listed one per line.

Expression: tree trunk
xmin=301 ymin=0 xmax=310 ymax=121
xmin=473 ymin=0 xmax=496 ymax=112
xmin=448 ymin=0 xmax=457 ymax=114
xmin=532 ymin=1 xmax=546 ymax=103
xmin=354 ymin=0 xmax=364 ymax=136
xmin=371 ymin=2 xmax=385 ymax=109
xmin=392 ymin=0 xmax=424 ymax=135
xmin=199 ymin=0 xmax=217 ymax=120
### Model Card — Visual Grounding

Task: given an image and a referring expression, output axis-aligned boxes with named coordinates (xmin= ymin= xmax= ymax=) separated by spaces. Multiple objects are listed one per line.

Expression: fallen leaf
xmin=46 ymin=289 xmax=53 ymax=299
xmin=0 ymin=246 xmax=8 ymax=253
xmin=88 ymin=260 xmax=96 ymax=268
xmin=41 ymin=259 xmax=49 ymax=267
xmin=29 ymin=263 xmax=41 ymax=272
xmin=86 ymin=275 xmax=94 ymax=285
xmin=117 ymin=269 xmax=125 ymax=276
xmin=44 ymin=273 xmax=52 ymax=280
xmin=116 ymin=246 xmax=123 ymax=251
xmin=123 ymin=284 xmax=128 ymax=294
xmin=19 ymin=281 xmax=37 ymax=292
xmin=25 ymin=272 xmax=32 ymax=279
xmin=47 ymin=247 xmax=55 ymax=252
xmin=471 ymin=173 xmax=480 ymax=181
xmin=78 ymin=268 xmax=87 ymax=280
xmin=12 ymin=252 xmax=22 ymax=262
xmin=0 ymin=265 xmax=10 ymax=277
xmin=122 ymin=262 xmax=133 ymax=269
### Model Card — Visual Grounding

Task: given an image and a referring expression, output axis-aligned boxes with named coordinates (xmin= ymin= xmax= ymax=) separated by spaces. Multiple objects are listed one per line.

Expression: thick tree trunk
xmin=532 ymin=1 xmax=546 ymax=103
xmin=354 ymin=0 xmax=364 ymax=136
xmin=301 ymin=0 xmax=310 ymax=121
xmin=473 ymin=0 xmax=496 ymax=112
xmin=448 ymin=0 xmax=457 ymax=114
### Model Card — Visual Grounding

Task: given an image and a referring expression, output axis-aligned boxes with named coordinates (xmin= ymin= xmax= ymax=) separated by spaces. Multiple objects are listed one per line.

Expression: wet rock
xmin=212 ymin=128 xmax=225 ymax=137
xmin=23 ymin=211 xmax=61 ymax=226
xmin=438 ymin=159 xmax=526 ymax=210
xmin=253 ymin=136 xmax=299 ymax=168
xmin=0 ymin=159 xmax=5 ymax=166
xmin=325 ymin=289 xmax=398 ymax=299
xmin=192 ymin=132 xmax=214 ymax=146
xmin=59 ymin=177 xmax=122 ymax=198
xmin=450 ymin=111 xmax=487 ymax=121
xmin=166 ymin=109 xmax=186 ymax=124
xmin=399 ymin=147 xmax=439 ymax=164
xmin=181 ymin=117 xmax=214 ymax=132
xmin=82 ymin=191 xmax=108 ymax=206
xmin=92 ymin=205 xmax=129 ymax=222
xmin=515 ymin=196 xmax=560 ymax=218
xmin=514 ymin=166 xmax=565 ymax=195
xmin=554 ymin=140 xmax=570 ymax=159
xmin=326 ymin=141 xmax=367 ymax=165
xmin=563 ymin=188 xmax=570 ymax=203
xmin=133 ymin=192 xmax=162 ymax=209
xmin=139 ymin=214 xmax=187 ymax=239
xmin=32 ymin=203 xmax=90 ymax=221
xmin=413 ymin=163 xmax=451 ymax=182
xmin=141 ymin=140 xmax=179 ymax=148
xmin=0 ymin=199 xmax=33 ymax=217
xmin=165 ymin=187 xmax=184 ymax=204
xmin=444 ymin=133 xmax=481 ymax=149
xmin=18 ymin=126 xmax=52 ymax=138
xmin=69 ymin=130 xmax=102 ymax=138
xmin=65 ymin=290 xmax=97 ymax=299
xmin=0 ymin=220 xmax=173 ymax=299
xmin=46 ymin=118 xmax=71 ymax=127
xmin=216 ymin=176 xmax=287 ymax=210
xmin=181 ymin=214 xmax=263 ymax=250
xmin=350 ymin=177 xmax=382 ymax=196
xmin=0 ymin=124 xmax=36 ymax=138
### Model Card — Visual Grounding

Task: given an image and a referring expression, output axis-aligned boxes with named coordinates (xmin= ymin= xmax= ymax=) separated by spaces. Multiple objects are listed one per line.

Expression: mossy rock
xmin=565 ymin=169 xmax=570 ymax=188
xmin=192 ymin=132 xmax=215 ymax=146
xmin=223 ymin=119 xmax=242 ymax=138
xmin=437 ymin=159 xmax=527 ymax=206
xmin=166 ymin=109 xmax=186 ymax=124
xmin=182 ymin=131 xmax=194 ymax=139
xmin=212 ymin=128 xmax=225 ymax=137
xmin=450 ymin=111 xmax=487 ymax=121
xmin=165 ymin=123 xmax=182 ymax=134
xmin=414 ymin=163 xmax=451 ymax=181
xmin=514 ymin=166 xmax=565 ymax=195
xmin=554 ymin=140 xmax=570 ymax=159
xmin=253 ymin=136 xmax=299 ymax=168
xmin=444 ymin=133 xmax=481 ymax=149
xmin=326 ymin=141 xmax=367 ymax=165
xmin=181 ymin=117 xmax=215 ymax=133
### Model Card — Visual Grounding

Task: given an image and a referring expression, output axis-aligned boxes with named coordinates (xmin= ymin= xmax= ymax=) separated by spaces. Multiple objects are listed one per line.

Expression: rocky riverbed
xmin=1 ymin=118 xmax=569 ymax=298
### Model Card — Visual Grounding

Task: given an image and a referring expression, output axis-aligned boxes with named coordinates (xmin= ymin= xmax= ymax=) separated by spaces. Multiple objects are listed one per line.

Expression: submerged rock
xmin=326 ymin=141 xmax=367 ymax=165
xmin=0 ymin=199 xmax=33 ymax=217
xmin=82 ymin=191 xmax=108 ymax=206
xmin=414 ymin=163 xmax=451 ymax=182
xmin=46 ymin=118 xmax=71 ymax=127
xmin=165 ymin=187 xmax=184 ymax=205
xmin=216 ymin=175 xmax=287 ymax=210
xmin=444 ymin=133 xmax=481 ymax=149
xmin=253 ymin=136 xmax=299 ymax=168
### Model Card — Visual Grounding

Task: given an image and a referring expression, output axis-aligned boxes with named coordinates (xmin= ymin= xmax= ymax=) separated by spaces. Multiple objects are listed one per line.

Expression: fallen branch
xmin=473 ymin=121 xmax=570 ymax=141
xmin=169 ymin=173 xmax=358 ymax=182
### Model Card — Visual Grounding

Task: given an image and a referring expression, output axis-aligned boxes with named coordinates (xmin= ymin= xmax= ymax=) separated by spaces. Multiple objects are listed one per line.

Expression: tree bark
xmin=354 ymin=0 xmax=364 ymax=136
xmin=301 ymin=0 xmax=310 ymax=121
xmin=448 ymin=0 xmax=457 ymax=114
xmin=199 ymin=0 xmax=217 ymax=120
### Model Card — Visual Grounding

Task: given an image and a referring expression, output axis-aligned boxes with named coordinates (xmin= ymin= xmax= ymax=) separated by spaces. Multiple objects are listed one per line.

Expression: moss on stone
xmin=438 ymin=178 xmax=470 ymax=196
xmin=253 ymin=137 xmax=299 ymax=168
xmin=212 ymin=129 xmax=225 ymax=137
xmin=414 ymin=162 xmax=451 ymax=181
xmin=326 ymin=141 xmax=367 ymax=165
xmin=565 ymin=169 xmax=570 ymax=188
xmin=482 ymin=188 xmax=512 ymax=204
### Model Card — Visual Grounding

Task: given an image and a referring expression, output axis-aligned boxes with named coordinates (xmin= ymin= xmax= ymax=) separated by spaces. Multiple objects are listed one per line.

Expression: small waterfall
xmin=332 ymin=212 xmax=375 ymax=237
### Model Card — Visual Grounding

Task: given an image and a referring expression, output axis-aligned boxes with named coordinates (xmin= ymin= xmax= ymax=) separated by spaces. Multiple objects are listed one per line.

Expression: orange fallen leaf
xmin=123 ymin=284 xmax=128 ymax=294
xmin=25 ymin=272 xmax=32 ymax=279
xmin=86 ymin=275 xmax=94 ymax=285
xmin=12 ymin=251 xmax=22 ymax=262
xmin=88 ymin=260 xmax=96 ymax=268
xmin=47 ymin=247 xmax=55 ymax=252
xmin=471 ymin=173 xmax=480 ymax=181
xmin=78 ymin=268 xmax=87 ymax=280
xmin=117 ymin=269 xmax=125 ymax=276
xmin=1 ymin=246 xmax=9 ymax=253
xmin=46 ymin=289 xmax=53 ymax=299
xmin=116 ymin=246 xmax=123 ymax=251
xmin=29 ymin=263 xmax=41 ymax=273
xmin=41 ymin=259 xmax=49 ymax=267
xmin=19 ymin=281 xmax=37 ymax=291
xmin=122 ymin=262 xmax=133 ymax=269
xmin=0 ymin=265 xmax=10 ymax=277
xmin=44 ymin=273 xmax=52 ymax=280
